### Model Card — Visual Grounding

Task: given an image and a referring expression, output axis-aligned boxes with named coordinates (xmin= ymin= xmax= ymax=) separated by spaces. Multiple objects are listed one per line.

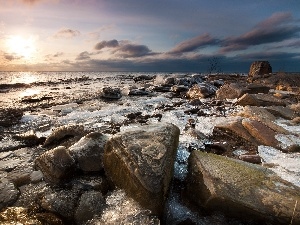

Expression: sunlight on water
xmin=11 ymin=72 xmax=38 ymax=84
xmin=19 ymin=88 xmax=41 ymax=97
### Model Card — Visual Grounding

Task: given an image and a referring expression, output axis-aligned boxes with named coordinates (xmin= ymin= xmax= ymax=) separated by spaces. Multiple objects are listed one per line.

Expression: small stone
xmin=239 ymin=154 xmax=261 ymax=164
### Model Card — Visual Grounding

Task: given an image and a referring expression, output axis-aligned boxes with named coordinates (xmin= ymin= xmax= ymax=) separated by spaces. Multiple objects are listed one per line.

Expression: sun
xmin=6 ymin=35 xmax=37 ymax=59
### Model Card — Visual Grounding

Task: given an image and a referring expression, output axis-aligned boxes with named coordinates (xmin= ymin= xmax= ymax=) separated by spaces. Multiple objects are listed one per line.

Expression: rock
xmin=246 ymin=84 xmax=270 ymax=94
xmin=248 ymin=61 xmax=272 ymax=77
xmin=43 ymin=124 xmax=85 ymax=148
xmin=0 ymin=207 xmax=63 ymax=225
xmin=186 ymin=151 xmax=300 ymax=224
xmin=13 ymin=130 xmax=45 ymax=147
xmin=71 ymin=175 xmax=110 ymax=195
xmin=35 ymin=146 xmax=76 ymax=183
xmin=242 ymin=119 xmax=279 ymax=148
xmin=134 ymin=75 xmax=155 ymax=82
xmin=40 ymin=189 xmax=79 ymax=220
xmin=103 ymin=123 xmax=180 ymax=216
xmin=101 ymin=87 xmax=122 ymax=99
xmin=265 ymin=106 xmax=297 ymax=120
xmin=128 ymin=88 xmax=149 ymax=96
xmin=239 ymin=154 xmax=261 ymax=164
xmin=170 ymin=85 xmax=189 ymax=94
xmin=0 ymin=107 xmax=23 ymax=127
xmin=186 ymin=83 xmax=217 ymax=99
xmin=236 ymin=93 xmax=286 ymax=107
xmin=236 ymin=106 xmax=289 ymax=134
xmin=75 ymin=191 xmax=106 ymax=225
xmin=69 ymin=132 xmax=108 ymax=172
xmin=216 ymin=83 xmax=247 ymax=100
xmin=86 ymin=189 xmax=160 ymax=225
xmin=0 ymin=178 xmax=20 ymax=210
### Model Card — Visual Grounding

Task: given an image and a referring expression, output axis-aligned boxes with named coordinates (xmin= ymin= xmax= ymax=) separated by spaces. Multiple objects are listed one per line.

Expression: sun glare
xmin=6 ymin=35 xmax=37 ymax=60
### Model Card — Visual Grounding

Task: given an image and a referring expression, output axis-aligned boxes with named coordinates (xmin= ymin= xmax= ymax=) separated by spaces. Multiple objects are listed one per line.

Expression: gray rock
xmin=103 ymin=123 xmax=180 ymax=216
xmin=101 ymin=87 xmax=122 ymax=99
xmin=0 ymin=178 xmax=20 ymax=210
xmin=69 ymin=132 xmax=108 ymax=172
xmin=40 ymin=189 xmax=79 ymax=220
xmin=265 ymin=106 xmax=297 ymax=120
xmin=86 ymin=189 xmax=160 ymax=225
xmin=35 ymin=146 xmax=76 ymax=184
xmin=75 ymin=191 xmax=106 ymax=225
xmin=0 ymin=108 xmax=23 ymax=127
xmin=186 ymin=151 xmax=300 ymax=224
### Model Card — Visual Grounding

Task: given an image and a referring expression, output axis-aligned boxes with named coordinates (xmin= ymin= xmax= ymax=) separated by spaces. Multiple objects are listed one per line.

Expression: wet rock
xmin=170 ymin=85 xmax=189 ymax=94
xmin=152 ymin=85 xmax=171 ymax=92
xmin=186 ymin=151 xmax=300 ymax=224
xmin=35 ymin=146 xmax=76 ymax=184
xmin=7 ymin=169 xmax=32 ymax=187
xmin=236 ymin=93 xmax=286 ymax=107
xmin=0 ymin=178 xmax=20 ymax=210
xmin=40 ymin=188 xmax=79 ymax=220
xmin=75 ymin=191 xmax=106 ymax=225
xmin=248 ymin=61 xmax=272 ymax=77
xmin=242 ymin=119 xmax=279 ymax=148
xmin=71 ymin=175 xmax=111 ymax=195
xmin=216 ymin=83 xmax=247 ymax=100
xmin=103 ymin=123 xmax=180 ymax=216
xmin=69 ymin=132 xmax=108 ymax=172
xmin=0 ymin=107 xmax=23 ymax=127
xmin=186 ymin=83 xmax=217 ymax=99
xmin=21 ymin=95 xmax=53 ymax=103
xmin=101 ymin=87 xmax=122 ymax=99
xmin=43 ymin=124 xmax=85 ymax=148
xmin=0 ymin=207 xmax=63 ymax=225
xmin=86 ymin=189 xmax=160 ymax=225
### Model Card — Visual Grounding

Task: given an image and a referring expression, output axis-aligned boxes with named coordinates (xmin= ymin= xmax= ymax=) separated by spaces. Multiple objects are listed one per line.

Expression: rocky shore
xmin=0 ymin=66 xmax=300 ymax=224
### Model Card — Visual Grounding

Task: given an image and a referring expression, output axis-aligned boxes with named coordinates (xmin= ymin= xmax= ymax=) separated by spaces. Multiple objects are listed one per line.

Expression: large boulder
xmin=103 ymin=123 xmax=180 ymax=216
xmin=186 ymin=151 xmax=300 ymax=224
xmin=35 ymin=146 xmax=76 ymax=184
xmin=248 ymin=61 xmax=272 ymax=77
xmin=216 ymin=83 xmax=247 ymax=100
xmin=69 ymin=132 xmax=108 ymax=172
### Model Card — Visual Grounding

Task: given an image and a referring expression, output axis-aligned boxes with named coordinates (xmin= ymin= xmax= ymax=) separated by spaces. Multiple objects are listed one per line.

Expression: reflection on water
xmin=11 ymin=72 xmax=38 ymax=84
xmin=20 ymin=88 xmax=41 ymax=97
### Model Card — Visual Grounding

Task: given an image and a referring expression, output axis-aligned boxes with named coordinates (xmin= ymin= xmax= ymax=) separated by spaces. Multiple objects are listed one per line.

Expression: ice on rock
xmin=258 ymin=145 xmax=300 ymax=187
xmin=276 ymin=134 xmax=300 ymax=149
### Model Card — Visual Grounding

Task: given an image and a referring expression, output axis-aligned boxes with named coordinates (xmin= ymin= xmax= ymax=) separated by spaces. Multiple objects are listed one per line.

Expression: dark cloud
xmin=115 ymin=44 xmax=154 ymax=58
xmin=76 ymin=51 xmax=91 ymax=60
xmin=94 ymin=40 xmax=119 ymax=50
xmin=53 ymin=28 xmax=80 ymax=39
xmin=94 ymin=39 xmax=155 ymax=58
xmin=169 ymin=33 xmax=219 ymax=54
xmin=220 ymin=12 xmax=300 ymax=53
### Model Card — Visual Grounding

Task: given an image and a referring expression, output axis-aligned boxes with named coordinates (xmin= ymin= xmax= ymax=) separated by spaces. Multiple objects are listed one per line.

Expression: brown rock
xmin=242 ymin=119 xmax=279 ymax=148
xmin=265 ymin=106 xmax=297 ymax=120
xmin=239 ymin=154 xmax=261 ymax=164
xmin=186 ymin=151 xmax=300 ymax=224
xmin=248 ymin=61 xmax=272 ymax=77
xmin=236 ymin=93 xmax=286 ymax=107
xmin=0 ymin=178 xmax=20 ymax=210
xmin=216 ymin=83 xmax=247 ymax=100
xmin=186 ymin=83 xmax=217 ymax=99
xmin=103 ymin=123 xmax=180 ymax=216
xmin=35 ymin=146 xmax=76 ymax=183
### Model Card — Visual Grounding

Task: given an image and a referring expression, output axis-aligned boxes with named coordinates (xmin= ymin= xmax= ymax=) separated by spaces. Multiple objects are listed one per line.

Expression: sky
xmin=0 ymin=0 xmax=300 ymax=72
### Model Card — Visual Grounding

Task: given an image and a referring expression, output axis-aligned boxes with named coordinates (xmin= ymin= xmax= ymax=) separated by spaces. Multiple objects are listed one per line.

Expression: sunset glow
xmin=6 ymin=35 xmax=37 ymax=60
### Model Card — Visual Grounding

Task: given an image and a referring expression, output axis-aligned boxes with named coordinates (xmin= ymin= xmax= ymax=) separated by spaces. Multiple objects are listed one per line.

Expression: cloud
xmin=94 ymin=40 xmax=119 ymax=50
xmin=169 ymin=33 xmax=219 ymax=54
xmin=94 ymin=39 xmax=155 ymax=58
xmin=45 ymin=52 xmax=64 ymax=61
xmin=76 ymin=51 xmax=92 ymax=60
xmin=53 ymin=28 xmax=80 ymax=39
xmin=220 ymin=12 xmax=300 ymax=53
xmin=3 ymin=53 xmax=23 ymax=61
